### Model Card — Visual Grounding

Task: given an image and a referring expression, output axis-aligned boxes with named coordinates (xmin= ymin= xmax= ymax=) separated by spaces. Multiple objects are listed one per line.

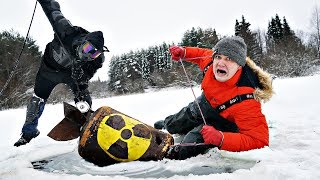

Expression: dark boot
xmin=154 ymin=120 xmax=165 ymax=129
xmin=165 ymin=145 xmax=181 ymax=160
xmin=14 ymin=95 xmax=46 ymax=147
xmin=14 ymin=130 xmax=40 ymax=147
xmin=165 ymin=143 xmax=214 ymax=160
xmin=165 ymin=125 xmax=214 ymax=160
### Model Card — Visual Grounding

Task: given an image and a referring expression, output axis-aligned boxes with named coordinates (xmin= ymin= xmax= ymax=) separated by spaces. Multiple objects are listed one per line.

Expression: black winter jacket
xmin=38 ymin=0 xmax=104 ymax=81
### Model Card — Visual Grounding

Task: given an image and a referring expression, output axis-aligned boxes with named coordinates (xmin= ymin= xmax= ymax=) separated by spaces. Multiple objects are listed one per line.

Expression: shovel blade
xmin=47 ymin=102 xmax=88 ymax=141
xmin=47 ymin=117 xmax=82 ymax=141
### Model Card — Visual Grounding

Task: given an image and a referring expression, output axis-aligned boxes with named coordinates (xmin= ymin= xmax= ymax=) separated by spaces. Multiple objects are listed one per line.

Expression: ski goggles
xmin=78 ymin=41 xmax=103 ymax=61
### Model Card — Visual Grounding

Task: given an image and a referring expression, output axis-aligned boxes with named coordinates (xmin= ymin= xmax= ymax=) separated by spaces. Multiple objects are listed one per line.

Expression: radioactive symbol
xmin=97 ymin=113 xmax=152 ymax=162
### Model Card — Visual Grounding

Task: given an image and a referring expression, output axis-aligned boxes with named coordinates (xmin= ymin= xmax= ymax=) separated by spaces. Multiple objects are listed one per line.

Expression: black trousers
xmin=21 ymin=51 xmax=92 ymax=135
xmin=164 ymin=93 xmax=238 ymax=160
xmin=34 ymin=61 xmax=91 ymax=105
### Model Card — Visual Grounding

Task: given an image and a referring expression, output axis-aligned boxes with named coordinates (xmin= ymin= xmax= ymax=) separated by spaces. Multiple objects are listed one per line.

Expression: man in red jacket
xmin=155 ymin=36 xmax=273 ymax=160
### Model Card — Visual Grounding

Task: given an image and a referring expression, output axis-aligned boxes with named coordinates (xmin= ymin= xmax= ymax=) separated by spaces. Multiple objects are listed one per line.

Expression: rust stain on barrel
xmin=78 ymin=106 xmax=174 ymax=165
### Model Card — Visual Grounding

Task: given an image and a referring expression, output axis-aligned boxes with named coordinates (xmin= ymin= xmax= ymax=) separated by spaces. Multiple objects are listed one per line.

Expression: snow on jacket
xmin=184 ymin=47 xmax=273 ymax=152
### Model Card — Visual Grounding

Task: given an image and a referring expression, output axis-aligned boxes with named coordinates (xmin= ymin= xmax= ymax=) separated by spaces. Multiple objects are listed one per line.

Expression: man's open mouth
xmin=217 ymin=69 xmax=227 ymax=75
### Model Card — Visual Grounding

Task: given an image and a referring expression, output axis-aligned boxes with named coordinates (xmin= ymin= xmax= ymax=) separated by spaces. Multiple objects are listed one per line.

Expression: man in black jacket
xmin=14 ymin=0 xmax=109 ymax=147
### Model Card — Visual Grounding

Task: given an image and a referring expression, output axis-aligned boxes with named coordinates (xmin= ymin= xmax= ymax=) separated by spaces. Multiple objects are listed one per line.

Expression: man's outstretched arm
xmin=37 ymin=0 xmax=74 ymax=38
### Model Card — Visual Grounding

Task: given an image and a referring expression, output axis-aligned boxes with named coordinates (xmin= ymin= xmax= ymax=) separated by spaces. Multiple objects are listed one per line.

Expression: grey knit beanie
xmin=213 ymin=36 xmax=247 ymax=67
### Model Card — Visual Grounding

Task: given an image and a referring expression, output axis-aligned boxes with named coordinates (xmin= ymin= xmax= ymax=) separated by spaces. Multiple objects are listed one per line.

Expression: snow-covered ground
xmin=1 ymin=75 xmax=320 ymax=179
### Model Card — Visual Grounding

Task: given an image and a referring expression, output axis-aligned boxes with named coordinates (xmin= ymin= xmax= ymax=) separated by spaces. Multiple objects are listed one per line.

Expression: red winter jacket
xmin=184 ymin=47 xmax=273 ymax=152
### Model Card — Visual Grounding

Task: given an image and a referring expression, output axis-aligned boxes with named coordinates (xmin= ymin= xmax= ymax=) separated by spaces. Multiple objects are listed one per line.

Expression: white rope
xmin=0 ymin=1 xmax=38 ymax=97
xmin=178 ymin=56 xmax=212 ymax=125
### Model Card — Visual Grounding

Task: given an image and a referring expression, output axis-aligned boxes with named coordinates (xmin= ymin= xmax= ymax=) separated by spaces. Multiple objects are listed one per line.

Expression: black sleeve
xmin=81 ymin=54 xmax=104 ymax=80
xmin=37 ymin=0 xmax=75 ymax=39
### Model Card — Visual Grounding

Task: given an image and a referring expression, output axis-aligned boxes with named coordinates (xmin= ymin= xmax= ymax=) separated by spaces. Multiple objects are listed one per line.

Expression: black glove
xmin=74 ymin=89 xmax=92 ymax=107
xmin=77 ymin=74 xmax=90 ymax=85
xmin=71 ymin=65 xmax=84 ymax=80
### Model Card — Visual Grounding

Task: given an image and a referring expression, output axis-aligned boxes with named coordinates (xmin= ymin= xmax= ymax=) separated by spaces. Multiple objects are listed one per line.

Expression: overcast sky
xmin=1 ymin=0 xmax=318 ymax=54
xmin=0 ymin=0 xmax=319 ymax=80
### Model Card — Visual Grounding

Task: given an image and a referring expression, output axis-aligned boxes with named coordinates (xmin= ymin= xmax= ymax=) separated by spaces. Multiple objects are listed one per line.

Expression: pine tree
xmin=274 ymin=14 xmax=284 ymax=43
xmin=265 ymin=15 xmax=310 ymax=77
xmin=200 ymin=28 xmax=219 ymax=48
xmin=181 ymin=27 xmax=219 ymax=48
xmin=266 ymin=18 xmax=277 ymax=53
xmin=282 ymin=16 xmax=303 ymax=52
xmin=235 ymin=16 xmax=263 ymax=63
xmin=181 ymin=27 xmax=199 ymax=47
xmin=235 ymin=20 xmax=241 ymax=35
xmin=0 ymin=30 xmax=42 ymax=109
xmin=282 ymin=17 xmax=294 ymax=38
xmin=266 ymin=14 xmax=284 ymax=53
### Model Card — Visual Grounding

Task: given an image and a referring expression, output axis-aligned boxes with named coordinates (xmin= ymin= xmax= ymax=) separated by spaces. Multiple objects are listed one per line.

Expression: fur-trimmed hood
xmin=245 ymin=57 xmax=274 ymax=103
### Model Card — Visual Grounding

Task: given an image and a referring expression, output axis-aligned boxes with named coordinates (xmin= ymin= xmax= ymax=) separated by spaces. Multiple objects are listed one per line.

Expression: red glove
xmin=200 ymin=125 xmax=224 ymax=147
xmin=169 ymin=46 xmax=185 ymax=61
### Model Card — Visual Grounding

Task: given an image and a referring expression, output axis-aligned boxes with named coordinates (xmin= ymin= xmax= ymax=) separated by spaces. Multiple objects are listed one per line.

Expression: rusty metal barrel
xmin=78 ymin=106 xmax=173 ymax=166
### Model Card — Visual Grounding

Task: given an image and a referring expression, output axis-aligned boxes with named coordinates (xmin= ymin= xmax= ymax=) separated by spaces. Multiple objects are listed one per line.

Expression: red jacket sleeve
xmin=184 ymin=47 xmax=213 ymax=71
xmin=220 ymin=99 xmax=269 ymax=151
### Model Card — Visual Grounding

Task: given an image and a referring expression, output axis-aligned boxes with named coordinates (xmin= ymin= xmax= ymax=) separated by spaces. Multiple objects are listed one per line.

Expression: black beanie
xmin=85 ymin=31 xmax=104 ymax=51
xmin=213 ymin=36 xmax=247 ymax=67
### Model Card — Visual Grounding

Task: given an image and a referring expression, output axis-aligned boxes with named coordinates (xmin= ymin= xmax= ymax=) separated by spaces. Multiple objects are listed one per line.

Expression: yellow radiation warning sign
xmin=97 ymin=113 xmax=152 ymax=162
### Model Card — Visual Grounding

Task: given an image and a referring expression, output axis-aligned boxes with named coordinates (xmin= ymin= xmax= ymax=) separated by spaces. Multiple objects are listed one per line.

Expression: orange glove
xmin=200 ymin=125 xmax=224 ymax=148
xmin=169 ymin=46 xmax=185 ymax=61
